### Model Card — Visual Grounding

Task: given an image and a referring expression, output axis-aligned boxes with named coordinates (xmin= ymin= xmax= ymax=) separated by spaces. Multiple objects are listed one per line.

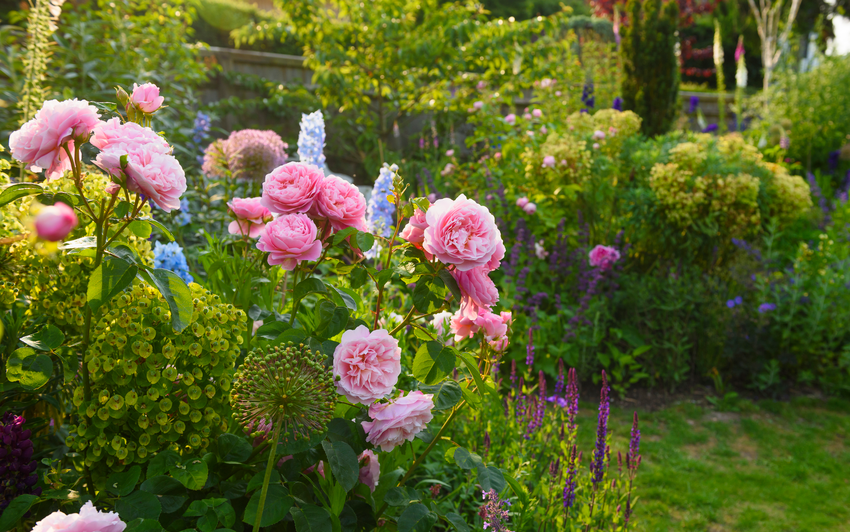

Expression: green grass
xmin=593 ymin=397 xmax=850 ymax=532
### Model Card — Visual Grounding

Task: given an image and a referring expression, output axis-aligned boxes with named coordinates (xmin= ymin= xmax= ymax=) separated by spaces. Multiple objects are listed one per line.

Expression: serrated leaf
xmin=87 ymin=257 xmax=137 ymax=312
xmin=413 ymin=342 xmax=456 ymax=385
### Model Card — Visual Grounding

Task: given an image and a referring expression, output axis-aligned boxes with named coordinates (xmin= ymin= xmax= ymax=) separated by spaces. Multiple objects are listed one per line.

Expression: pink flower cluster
xmin=31 ymin=501 xmax=126 ymax=532
xmin=589 ymin=244 xmax=621 ymax=270
xmin=256 ymin=162 xmax=368 ymax=270
xmin=227 ymin=197 xmax=271 ymax=239
xmin=516 ymin=196 xmax=537 ymax=214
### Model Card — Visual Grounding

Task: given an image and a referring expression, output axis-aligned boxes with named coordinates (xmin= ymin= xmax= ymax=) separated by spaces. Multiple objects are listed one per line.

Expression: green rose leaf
xmin=293 ymin=278 xmax=328 ymax=301
xmin=355 ymin=231 xmax=375 ymax=252
xmin=87 ymin=256 xmax=138 ymax=312
xmin=116 ymin=490 xmax=162 ymax=521
xmin=453 ymin=447 xmax=483 ymax=471
xmin=243 ymin=485 xmax=292 ymax=527
xmin=6 ymin=347 xmax=53 ymax=389
xmin=397 ymin=503 xmax=438 ymax=532
xmin=138 ymin=216 xmax=175 ymax=241
xmin=0 ymin=183 xmax=43 ymax=208
xmin=123 ymin=518 xmax=164 ymax=532
xmin=128 ymin=220 xmax=153 ymax=238
xmin=413 ymin=341 xmax=456 ymax=385
xmin=20 ymin=324 xmax=64 ymax=351
xmin=291 ymin=504 xmax=333 ymax=532
xmin=59 ymin=236 xmax=97 ymax=250
xmin=419 ymin=381 xmax=462 ymax=410
xmin=322 ymin=440 xmax=360 ymax=492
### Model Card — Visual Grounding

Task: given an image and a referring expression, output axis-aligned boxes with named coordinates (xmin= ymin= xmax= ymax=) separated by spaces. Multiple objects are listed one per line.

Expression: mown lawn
xmin=588 ymin=396 xmax=850 ymax=531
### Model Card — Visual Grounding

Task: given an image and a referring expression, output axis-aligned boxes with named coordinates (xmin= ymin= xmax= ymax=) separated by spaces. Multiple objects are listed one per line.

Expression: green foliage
xmin=18 ymin=0 xmax=60 ymax=125
xmin=621 ymin=0 xmax=680 ymax=137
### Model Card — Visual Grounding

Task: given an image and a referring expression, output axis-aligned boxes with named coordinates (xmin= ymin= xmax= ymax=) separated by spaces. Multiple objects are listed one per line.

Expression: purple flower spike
xmin=628 ymin=412 xmax=641 ymax=471
xmin=0 ymin=412 xmax=41 ymax=511
xmin=590 ymin=371 xmax=610 ymax=487
xmin=612 ymin=96 xmax=623 ymax=111
xmin=563 ymin=444 xmax=578 ymax=510
xmin=480 ymin=489 xmax=512 ymax=531
xmin=526 ymin=328 xmax=535 ymax=367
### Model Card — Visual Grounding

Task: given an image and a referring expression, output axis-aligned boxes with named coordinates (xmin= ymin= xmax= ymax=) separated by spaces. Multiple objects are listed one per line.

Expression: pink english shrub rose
xmin=362 ymin=391 xmax=435 ymax=452
xmin=9 ymin=99 xmax=101 ymax=180
xmin=516 ymin=197 xmax=529 ymax=208
xmin=31 ymin=501 xmax=126 ymax=532
xmin=399 ymin=205 xmax=429 ymax=246
xmin=589 ymin=245 xmax=621 ymax=270
xmin=423 ymin=195 xmax=504 ymax=272
xmin=532 ymin=109 xmax=542 ymax=118
xmin=523 ymin=202 xmax=537 ymax=215
xmin=95 ymin=145 xmax=186 ymax=212
xmin=504 ymin=114 xmax=516 ymax=125
xmin=358 ymin=450 xmax=380 ymax=492
xmin=450 ymin=308 xmax=510 ymax=342
xmin=261 ymin=162 xmax=323 ymax=215
xmin=131 ymin=83 xmax=165 ymax=113
xmin=256 ymin=213 xmax=322 ymax=270
xmin=452 ymin=266 xmax=499 ymax=320
xmin=91 ymin=117 xmax=170 ymax=153
xmin=542 ymin=155 xmax=556 ymax=168
xmin=35 ymin=202 xmax=78 ymax=241
xmin=449 ymin=311 xmax=477 ymax=342
xmin=228 ymin=197 xmax=271 ymax=238
xmin=333 ymin=325 xmax=401 ymax=405
xmin=313 ymin=175 xmax=368 ymax=231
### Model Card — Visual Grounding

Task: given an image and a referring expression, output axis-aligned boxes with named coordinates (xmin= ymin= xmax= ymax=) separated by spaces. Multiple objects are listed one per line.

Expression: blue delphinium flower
xmin=688 ymin=95 xmax=700 ymax=114
xmin=366 ymin=163 xmax=397 ymax=238
xmin=612 ymin=96 xmax=623 ymax=111
xmin=581 ymin=81 xmax=595 ymax=111
xmin=298 ymin=110 xmax=326 ymax=168
xmin=153 ymin=241 xmax=193 ymax=284
xmin=174 ymin=198 xmax=191 ymax=227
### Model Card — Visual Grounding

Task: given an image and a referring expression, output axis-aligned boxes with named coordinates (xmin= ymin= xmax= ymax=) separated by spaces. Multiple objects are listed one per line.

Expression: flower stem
xmin=253 ymin=423 xmax=282 ymax=532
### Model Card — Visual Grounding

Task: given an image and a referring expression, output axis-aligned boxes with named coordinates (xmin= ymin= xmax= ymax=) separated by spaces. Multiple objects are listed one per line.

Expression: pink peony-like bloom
xmin=362 ymin=391 xmax=434 ymax=452
xmin=35 ymin=202 xmax=78 ymax=241
xmin=422 ymin=195 xmax=504 ymax=272
xmin=399 ymin=205 xmax=429 ymax=246
xmin=523 ymin=202 xmax=537 ymax=215
xmin=96 ymin=145 xmax=186 ymax=211
xmin=489 ymin=336 xmax=509 ymax=352
xmin=91 ymin=118 xmax=170 ymax=153
xmin=494 ymin=152 xmax=502 ymax=160
xmin=541 ymin=126 xmax=548 ymax=134
xmin=516 ymin=197 xmax=529 ymax=208
xmin=542 ymin=155 xmax=556 ymax=168
xmin=532 ymin=109 xmax=542 ymax=118
xmin=228 ymin=197 xmax=271 ymax=238
xmin=9 ymin=99 xmax=101 ymax=179
xmin=453 ymin=266 xmax=499 ymax=320
xmin=313 ymin=175 xmax=368 ymax=232
xmin=261 ymin=162 xmax=323 ymax=215
xmin=31 ymin=501 xmax=126 ymax=532
xmin=486 ymin=240 xmax=505 ymax=271
xmin=431 ymin=311 xmax=454 ymax=341
xmin=593 ymin=130 xmax=606 ymax=140
xmin=358 ymin=450 xmax=380 ymax=492
xmin=450 ymin=311 xmax=478 ymax=341
xmin=588 ymin=245 xmax=621 ymax=270
xmin=446 ymin=149 xmax=455 ymax=157
xmin=592 ymin=143 xmax=600 ymax=150
xmin=473 ymin=101 xmax=484 ymax=110
xmin=535 ymin=240 xmax=548 ymax=259
xmin=475 ymin=309 xmax=510 ymax=341
xmin=504 ymin=114 xmax=516 ymax=125
xmin=333 ymin=325 xmax=401 ymax=405
xmin=523 ymin=113 xmax=532 ymax=120
xmin=256 ymin=213 xmax=322 ymax=270
xmin=131 ymin=83 xmax=164 ymax=114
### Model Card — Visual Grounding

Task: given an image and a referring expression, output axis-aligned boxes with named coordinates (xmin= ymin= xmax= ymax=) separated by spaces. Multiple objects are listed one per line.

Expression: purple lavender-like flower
xmin=702 ymin=123 xmax=719 ymax=133
xmin=612 ymin=97 xmax=623 ymax=111
xmin=510 ymin=360 xmax=517 ymax=389
xmin=526 ymin=328 xmax=535 ymax=367
xmin=549 ymin=457 xmax=560 ymax=478
xmin=780 ymin=136 xmax=790 ymax=150
xmin=563 ymin=444 xmax=578 ymax=510
xmin=590 ymin=371 xmax=610 ymax=488
xmin=581 ymin=81 xmax=595 ymax=111
xmin=688 ymin=95 xmax=699 ymax=114
xmin=554 ymin=359 xmax=565 ymax=396
xmin=758 ymin=303 xmax=776 ymax=313
xmin=628 ymin=412 xmax=640 ymax=471
xmin=0 ymin=413 xmax=41 ymax=511
xmin=483 ymin=432 xmax=491 ymax=458
xmin=566 ymin=367 xmax=579 ymax=433
xmin=480 ymin=489 xmax=512 ymax=531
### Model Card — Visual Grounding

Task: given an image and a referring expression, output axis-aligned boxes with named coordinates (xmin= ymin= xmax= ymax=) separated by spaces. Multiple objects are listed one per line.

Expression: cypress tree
xmin=621 ymin=0 xmax=680 ymax=137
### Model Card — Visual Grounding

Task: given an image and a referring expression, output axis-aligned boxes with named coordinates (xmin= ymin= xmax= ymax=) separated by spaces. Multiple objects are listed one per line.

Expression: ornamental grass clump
xmin=65 ymin=282 xmax=246 ymax=477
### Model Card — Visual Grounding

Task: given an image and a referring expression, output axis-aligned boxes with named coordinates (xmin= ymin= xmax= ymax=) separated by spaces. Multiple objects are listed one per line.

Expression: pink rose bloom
xmin=131 ymin=83 xmax=165 ymax=113
xmin=593 ymin=130 xmax=606 ymax=140
xmin=523 ymin=202 xmax=537 ymax=215
xmin=494 ymin=152 xmax=502 ymax=160
xmin=9 ymin=99 xmax=101 ymax=179
xmin=486 ymin=240 xmax=505 ymax=271
xmin=523 ymin=113 xmax=532 ymax=120
xmin=473 ymin=101 xmax=484 ymax=110
xmin=516 ymin=197 xmax=529 ymax=208
xmin=422 ymin=194 xmax=504 ymax=272
xmin=504 ymin=114 xmax=516 ymax=125
xmin=535 ymin=240 xmax=548 ymax=259
xmin=526 ymin=131 xmax=535 ymax=137
xmin=609 ymin=127 xmax=618 ymax=136
xmin=475 ymin=309 xmax=509 ymax=341
xmin=252 ymin=320 xmax=264 ymax=336
xmin=228 ymin=197 xmax=271 ymax=239
xmin=450 ymin=310 xmax=478 ymax=341
xmin=592 ymin=143 xmax=600 ymax=150
xmin=96 ymin=146 xmax=186 ymax=211
xmin=35 ymin=202 xmax=78 ymax=241
xmin=589 ymin=245 xmax=621 ymax=270
xmin=446 ymin=149 xmax=455 ymax=157
xmin=31 ymin=501 xmax=126 ymax=532
xmin=431 ymin=311 xmax=454 ymax=340
xmin=556 ymin=91 xmax=562 ymax=96
xmin=314 ymin=175 xmax=368 ymax=231
xmin=542 ymin=156 xmax=555 ymax=168
xmin=362 ymin=391 xmax=434 ymax=452
xmin=399 ymin=205 xmax=429 ymax=246
xmin=532 ymin=109 xmax=542 ymax=118
xmin=452 ymin=266 xmax=499 ymax=320
xmin=489 ymin=336 xmax=509 ymax=352
xmin=541 ymin=126 xmax=548 ymax=134
xmin=256 ymin=213 xmax=322 ymax=270
xmin=358 ymin=450 xmax=381 ymax=492
xmin=333 ymin=325 xmax=401 ymax=405
xmin=261 ymin=162 xmax=324 ymax=215
xmin=91 ymin=118 xmax=170 ymax=153
xmin=441 ymin=163 xmax=455 ymax=176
